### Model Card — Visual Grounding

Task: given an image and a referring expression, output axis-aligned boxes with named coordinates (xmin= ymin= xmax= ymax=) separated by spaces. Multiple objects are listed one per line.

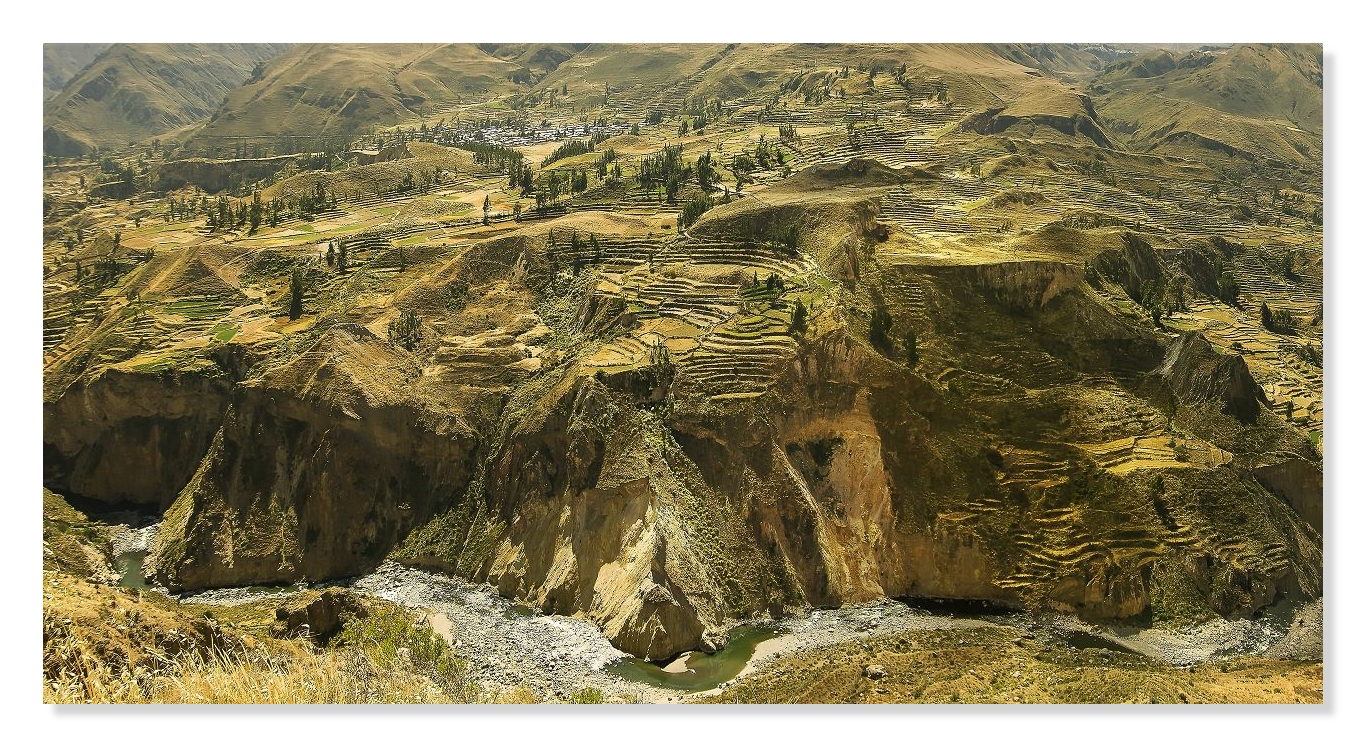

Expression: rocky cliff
xmin=45 ymin=161 xmax=1323 ymax=662
xmin=43 ymin=367 xmax=232 ymax=508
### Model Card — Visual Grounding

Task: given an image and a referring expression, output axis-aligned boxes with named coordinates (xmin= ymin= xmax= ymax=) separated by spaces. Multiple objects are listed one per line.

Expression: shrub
xmin=568 ymin=687 xmax=604 ymax=704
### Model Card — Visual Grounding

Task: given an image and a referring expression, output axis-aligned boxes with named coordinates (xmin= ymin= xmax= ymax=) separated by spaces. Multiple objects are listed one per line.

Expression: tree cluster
xmin=388 ymin=309 xmax=423 ymax=351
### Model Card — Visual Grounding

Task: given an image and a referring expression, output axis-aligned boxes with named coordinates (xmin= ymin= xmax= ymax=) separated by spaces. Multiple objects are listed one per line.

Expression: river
xmin=109 ymin=555 xmax=1316 ymax=702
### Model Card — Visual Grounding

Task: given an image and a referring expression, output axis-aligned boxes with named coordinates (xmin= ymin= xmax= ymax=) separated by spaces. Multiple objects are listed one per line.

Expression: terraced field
xmin=42 ymin=43 xmax=1322 ymax=704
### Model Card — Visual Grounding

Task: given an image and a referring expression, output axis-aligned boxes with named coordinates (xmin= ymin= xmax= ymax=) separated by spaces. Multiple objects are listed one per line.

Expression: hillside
xmin=44 ymin=43 xmax=290 ymax=156
xmin=1089 ymin=44 xmax=1322 ymax=166
xmin=44 ymin=43 xmax=111 ymax=99
xmin=183 ymin=44 xmax=529 ymax=156
xmin=41 ymin=42 xmax=1322 ymax=704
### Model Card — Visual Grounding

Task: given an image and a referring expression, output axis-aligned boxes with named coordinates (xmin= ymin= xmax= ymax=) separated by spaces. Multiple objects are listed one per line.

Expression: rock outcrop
xmin=1253 ymin=456 xmax=1324 ymax=534
xmin=272 ymin=588 xmax=368 ymax=643
xmin=147 ymin=326 xmax=479 ymax=591
xmin=1157 ymin=332 xmax=1267 ymax=424
xmin=44 ymin=367 xmax=232 ymax=507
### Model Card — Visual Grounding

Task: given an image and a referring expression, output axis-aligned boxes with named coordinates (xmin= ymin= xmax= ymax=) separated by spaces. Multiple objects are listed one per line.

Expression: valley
xmin=42 ymin=42 xmax=1323 ymax=704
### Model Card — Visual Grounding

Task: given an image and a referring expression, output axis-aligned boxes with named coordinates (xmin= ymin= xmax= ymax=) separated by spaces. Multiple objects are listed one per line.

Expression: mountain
xmin=42 ymin=43 xmax=1323 ymax=700
xmin=1088 ymin=43 xmax=1322 ymax=166
xmin=43 ymin=43 xmax=111 ymax=99
xmin=182 ymin=44 xmax=530 ymax=155
xmin=44 ymin=43 xmax=291 ymax=156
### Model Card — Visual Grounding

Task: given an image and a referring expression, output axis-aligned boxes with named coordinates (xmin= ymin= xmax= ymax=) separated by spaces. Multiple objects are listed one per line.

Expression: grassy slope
xmin=43 ymin=43 xmax=290 ymax=155
xmin=1091 ymin=44 xmax=1322 ymax=165
xmin=43 ymin=43 xmax=111 ymax=99
xmin=700 ymin=626 xmax=1323 ymax=704
xmin=184 ymin=44 xmax=524 ymax=152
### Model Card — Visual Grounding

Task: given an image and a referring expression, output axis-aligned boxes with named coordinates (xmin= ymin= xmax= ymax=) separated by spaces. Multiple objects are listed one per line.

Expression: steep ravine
xmin=43 ymin=366 xmax=233 ymax=508
xmin=45 ymin=219 xmax=1322 ymax=665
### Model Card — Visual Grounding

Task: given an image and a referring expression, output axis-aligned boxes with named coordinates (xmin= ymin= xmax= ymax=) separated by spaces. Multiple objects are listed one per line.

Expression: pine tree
xmin=483 ymin=194 xmax=492 ymax=224
xmin=870 ymin=303 xmax=893 ymax=351
xmin=326 ymin=241 xmax=335 ymax=267
xmin=338 ymin=241 xmax=349 ymax=273
xmin=288 ymin=269 xmax=304 ymax=320
xmin=387 ymin=309 xmax=423 ymax=351
xmin=790 ymin=299 xmax=808 ymax=336
xmin=248 ymin=191 xmax=263 ymax=234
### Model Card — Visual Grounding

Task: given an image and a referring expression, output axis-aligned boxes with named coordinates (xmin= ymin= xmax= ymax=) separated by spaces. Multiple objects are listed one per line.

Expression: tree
xmin=248 ymin=191 xmax=263 ymax=234
xmin=677 ymin=196 xmax=713 ymax=230
xmin=1257 ymin=301 xmax=1292 ymax=334
xmin=387 ymin=309 xmax=423 ymax=351
xmin=870 ymin=303 xmax=893 ymax=351
xmin=338 ymin=241 xmax=349 ymax=273
xmin=647 ymin=340 xmax=674 ymax=377
xmin=483 ymin=194 xmax=492 ymax=224
xmin=1217 ymin=271 xmax=1240 ymax=306
xmin=288 ymin=269 xmax=305 ymax=320
xmin=904 ymin=328 xmax=918 ymax=367
xmin=398 ymin=246 xmax=408 ymax=272
xmin=326 ymin=241 xmax=336 ymax=267
xmin=790 ymin=298 xmax=807 ymax=336
xmin=697 ymin=152 xmax=715 ymax=191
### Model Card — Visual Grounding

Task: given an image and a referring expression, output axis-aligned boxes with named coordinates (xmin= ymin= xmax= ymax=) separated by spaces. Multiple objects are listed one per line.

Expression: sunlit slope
xmin=43 ymin=43 xmax=111 ymax=99
xmin=183 ymin=44 xmax=527 ymax=154
xmin=1090 ymin=44 xmax=1322 ymax=166
xmin=43 ymin=43 xmax=290 ymax=156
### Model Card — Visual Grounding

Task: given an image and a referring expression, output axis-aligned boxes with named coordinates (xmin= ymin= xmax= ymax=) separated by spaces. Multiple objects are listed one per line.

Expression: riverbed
xmin=109 ymin=555 xmax=1319 ymax=703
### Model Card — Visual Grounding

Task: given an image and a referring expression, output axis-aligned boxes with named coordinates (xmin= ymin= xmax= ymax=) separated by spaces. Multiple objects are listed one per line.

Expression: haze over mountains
xmin=43 ymin=42 xmax=1323 ymax=172
xmin=43 ymin=43 xmax=111 ymax=99
xmin=43 ymin=43 xmax=290 ymax=156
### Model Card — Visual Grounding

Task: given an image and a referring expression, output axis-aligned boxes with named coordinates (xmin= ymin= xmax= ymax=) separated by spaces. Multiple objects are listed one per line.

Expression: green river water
xmin=606 ymin=625 xmax=779 ymax=691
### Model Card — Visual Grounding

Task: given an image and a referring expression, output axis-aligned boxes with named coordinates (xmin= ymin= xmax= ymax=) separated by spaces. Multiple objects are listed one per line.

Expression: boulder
xmin=272 ymin=588 xmax=367 ymax=643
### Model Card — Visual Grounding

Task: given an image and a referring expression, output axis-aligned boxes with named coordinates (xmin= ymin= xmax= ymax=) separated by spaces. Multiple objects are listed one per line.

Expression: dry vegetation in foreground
xmin=41 ymin=570 xmax=578 ymax=704
xmin=41 ymin=490 xmax=612 ymax=705
xmin=699 ymin=626 xmax=1323 ymax=705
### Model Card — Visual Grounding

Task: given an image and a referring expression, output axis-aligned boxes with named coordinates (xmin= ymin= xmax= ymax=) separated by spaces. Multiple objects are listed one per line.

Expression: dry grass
xmin=42 ymin=569 xmax=539 ymax=704
xmin=699 ymin=626 xmax=1323 ymax=704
